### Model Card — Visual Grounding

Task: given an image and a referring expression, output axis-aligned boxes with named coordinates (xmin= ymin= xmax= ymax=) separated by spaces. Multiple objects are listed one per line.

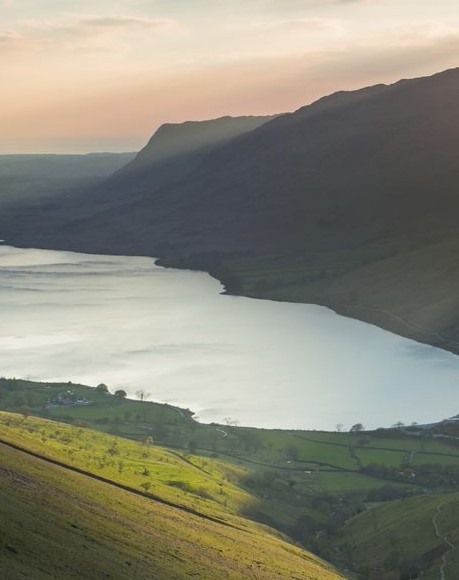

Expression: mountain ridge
xmin=2 ymin=68 xmax=459 ymax=351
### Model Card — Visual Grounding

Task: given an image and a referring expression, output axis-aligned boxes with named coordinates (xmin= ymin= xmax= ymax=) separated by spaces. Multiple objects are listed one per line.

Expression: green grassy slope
xmin=0 ymin=412 xmax=255 ymax=522
xmin=0 ymin=445 xmax=339 ymax=580
xmin=0 ymin=438 xmax=343 ymax=580
xmin=334 ymin=492 xmax=459 ymax=579
xmin=2 ymin=379 xmax=459 ymax=578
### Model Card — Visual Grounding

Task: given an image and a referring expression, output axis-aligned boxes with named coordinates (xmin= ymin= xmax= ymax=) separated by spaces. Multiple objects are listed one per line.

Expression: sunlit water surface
xmin=0 ymin=244 xmax=457 ymax=429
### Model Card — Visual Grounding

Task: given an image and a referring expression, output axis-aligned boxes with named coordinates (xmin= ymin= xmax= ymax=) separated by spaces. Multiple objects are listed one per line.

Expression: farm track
xmin=335 ymin=302 xmax=459 ymax=347
xmin=432 ymin=504 xmax=456 ymax=580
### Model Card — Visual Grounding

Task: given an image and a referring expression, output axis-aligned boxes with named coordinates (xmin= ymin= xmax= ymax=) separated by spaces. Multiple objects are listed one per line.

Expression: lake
xmin=0 ymin=244 xmax=457 ymax=430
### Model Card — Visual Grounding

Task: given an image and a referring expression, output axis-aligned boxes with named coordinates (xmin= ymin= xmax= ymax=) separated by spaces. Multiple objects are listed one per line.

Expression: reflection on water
xmin=0 ymin=245 xmax=457 ymax=429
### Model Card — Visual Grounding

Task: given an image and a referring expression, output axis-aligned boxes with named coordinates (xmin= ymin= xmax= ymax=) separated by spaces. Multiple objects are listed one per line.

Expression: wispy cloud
xmin=0 ymin=28 xmax=22 ymax=48
xmin=70 ymin=15 xmax=176 ymax=30
xmin=23 ymin=14 xmax=177 ymax=35
xmin=261 ymin=0 xmax=380 ymax=5
xmin=3 ymin=13 xmax=178 ymax=54
xmin=250 ymin=17 xmax=342 ymax=33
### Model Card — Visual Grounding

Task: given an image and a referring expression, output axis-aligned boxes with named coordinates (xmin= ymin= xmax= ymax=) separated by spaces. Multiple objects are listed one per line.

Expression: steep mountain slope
xmin=78 ymin=67 xmax=459 ymax=256
xmin=3 ymin=68 xmax=459 ymax=349
xmin=0 ymin=413 xmax=344 ymax=580
xmin=118 ymin=115 xmax=276 ymax=172
xmin=97 ymin=114 xmax=275 ymax=203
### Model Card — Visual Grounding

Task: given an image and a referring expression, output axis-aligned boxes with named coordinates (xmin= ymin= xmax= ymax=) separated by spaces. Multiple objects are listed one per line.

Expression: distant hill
xmin=3 ymin=69 xmax=459 ymax=350
xmin=0 ymin=153 xmax=136 ymax=182
xmin=0 ymin=152 xmax=136 ymax=210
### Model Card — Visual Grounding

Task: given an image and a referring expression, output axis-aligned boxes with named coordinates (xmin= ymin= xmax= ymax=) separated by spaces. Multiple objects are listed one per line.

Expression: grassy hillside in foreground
xmin=0 ymin=434 xmax=343 ymax=580
xmin=0 ymin=411 xmax=255 ymax=524
xmin=2 ymin=380 xmax=459 ymax=578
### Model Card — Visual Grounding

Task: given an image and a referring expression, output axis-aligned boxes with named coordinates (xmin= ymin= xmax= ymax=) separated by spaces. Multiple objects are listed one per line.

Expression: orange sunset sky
xmin=1 ymin=0 xmax=459 ymax=153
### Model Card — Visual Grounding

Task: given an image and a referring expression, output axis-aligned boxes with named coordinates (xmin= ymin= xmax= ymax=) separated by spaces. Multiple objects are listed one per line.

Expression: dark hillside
xmin=3 ymin=69 xmax=459 ymax=349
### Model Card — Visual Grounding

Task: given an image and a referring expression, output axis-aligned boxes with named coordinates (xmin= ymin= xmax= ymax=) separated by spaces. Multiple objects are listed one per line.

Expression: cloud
xmin=0 ymin=29 xmax=19 ymax=42
xmin=302 ymin=0 xmax=379 ymax=3
xmin=23 ymin=14 xmax=176 ymax=35
xmin=0 ymin=28 xmax=22 ymax=49
xmin=251 ymin=17 xmax=342 ymax=33
xmin=73 ymin=15 xmax=176 ymax=30
xmin=261 ymin=0 xmax=379 ymax=5
xmin=6 ymin=13 xmax=178 ymax=54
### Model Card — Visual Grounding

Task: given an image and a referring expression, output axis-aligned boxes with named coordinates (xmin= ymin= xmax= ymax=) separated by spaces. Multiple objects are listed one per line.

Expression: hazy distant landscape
xmin=2 ymin=0 xmax=459 ymax=578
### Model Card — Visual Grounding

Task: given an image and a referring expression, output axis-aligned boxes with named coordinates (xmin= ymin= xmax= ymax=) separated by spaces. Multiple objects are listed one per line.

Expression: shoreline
xmin=4 ymin=236 xmax=457 ymax=356
xmin=156 ymin=253 xmax=459 ymax=358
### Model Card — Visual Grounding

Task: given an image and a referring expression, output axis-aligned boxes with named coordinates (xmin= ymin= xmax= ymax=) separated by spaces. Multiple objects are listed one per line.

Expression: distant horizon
xmin=3 ymin=64 xmax=459 ymax=155
xmin=2 ymin=0 xmax=459 ymax=154
xmin=0 ymin=149 xmax=139 ymax=156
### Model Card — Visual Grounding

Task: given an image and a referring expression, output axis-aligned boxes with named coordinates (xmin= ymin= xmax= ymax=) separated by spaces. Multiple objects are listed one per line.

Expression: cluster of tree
xmin=365 ymin=485 xmax=413 ymax=502
xmin=95 ymin=384 xmax=127 ymax=399
xmin=0 ymin=378 xmax=33 ymax=408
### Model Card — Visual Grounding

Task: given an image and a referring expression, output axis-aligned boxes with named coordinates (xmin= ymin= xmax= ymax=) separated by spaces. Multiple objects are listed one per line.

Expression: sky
xmin=1 ymin=0 xmax=459 ymax=153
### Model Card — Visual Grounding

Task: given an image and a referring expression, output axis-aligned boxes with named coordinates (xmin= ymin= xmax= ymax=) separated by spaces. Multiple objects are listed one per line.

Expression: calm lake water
xmin=0 ymin=244 xmax=457 ymax=430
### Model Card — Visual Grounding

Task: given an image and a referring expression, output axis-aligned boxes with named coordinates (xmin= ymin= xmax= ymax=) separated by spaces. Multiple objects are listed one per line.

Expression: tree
xmin=96 ymin=383 xmax=109 ymax=394
xmin=223 ymin=417 xmax=239 ymax=427
xmin=114 ymin=389 xmax=127 ymax=400
xmin=284 ymin=445 xmax=299 ymax=461
xmin=350 ymin=423 xmax=364 ymax=433
xmin=20 ymin=405 xmax=31 ymax=420
xmin=136 ymin=389 xmax=151 ymax=422
xmin=135 ymin=389 xmax=150 ymax=403
xmin=140 ymin=481 xmax=151 ymax=493
xmin=110 ymin=417 xmax=121 ymax=434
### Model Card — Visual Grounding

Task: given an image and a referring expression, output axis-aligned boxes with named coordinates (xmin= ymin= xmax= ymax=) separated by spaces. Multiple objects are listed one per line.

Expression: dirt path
xmin=432 ymin=504 xmax=455 ymax=580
